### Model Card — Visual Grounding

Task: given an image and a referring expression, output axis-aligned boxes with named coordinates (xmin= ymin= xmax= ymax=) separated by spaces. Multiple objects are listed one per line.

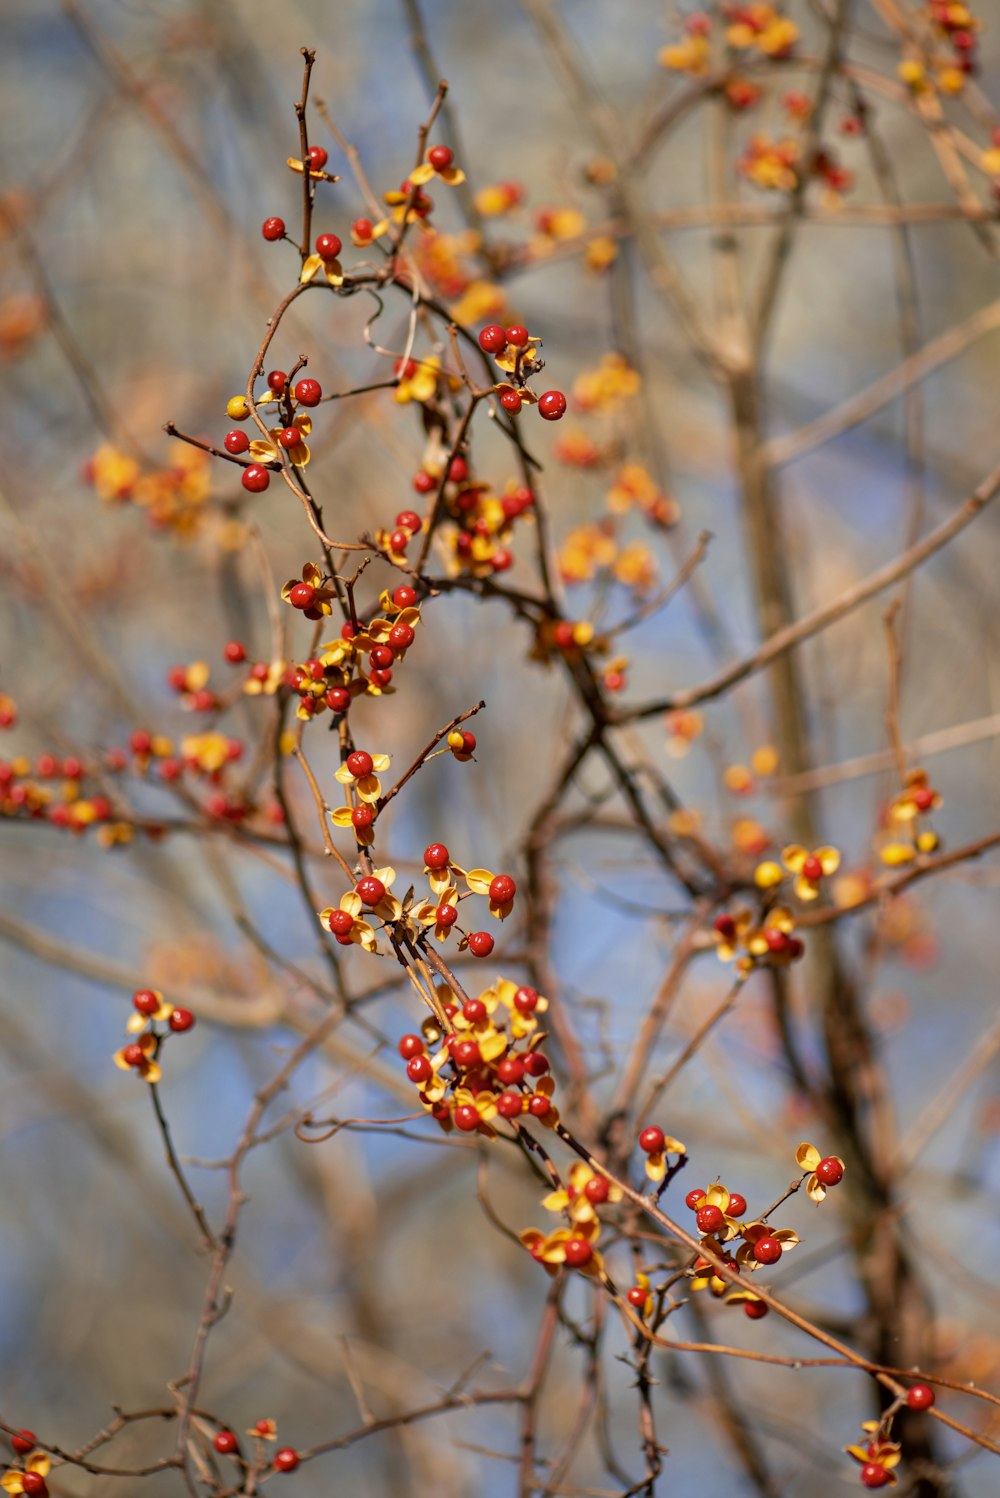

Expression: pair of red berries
xmin=478 ymin=323 xmax=530 ymax=354
xmin=684 ymin=1188 xmax=748 ymax=1218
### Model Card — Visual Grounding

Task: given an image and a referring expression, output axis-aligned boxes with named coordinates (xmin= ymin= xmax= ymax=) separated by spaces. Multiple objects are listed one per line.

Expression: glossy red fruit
xmin=352 ymin=217 xmax=373 ymax=240
xmin=214 ymin=1431 xmax=238 ymax=1454
xmin=388 ymin=623 xmax=415 ymax=651
xmin=224 ymin=429 xmax=250 ymax=454
xmin=816 ymin=1156 xmax=844 ymax=1187
xmin=513 ymin=986 xmax=539 ymax=1013
xmin=564 ymin=1238 xmax=593 ymax=1268
xmin=753 ymin=1236 xmax=782 ymax=1265
xmin=412 ymin=469 xmax=436 ymax=493
xmin=524 ymin=1052 xmax=549 ymax=1077
xmin=488 ymin=874 xmax=516 ymax=903
xmin=326 ymin=687 xmax=351 ymax=714
xmin=133 ymin=988 xmax=160 ymax=1016
xmin=538 ymin=390 xmax=567 ymax=421
xmin=453 ymin=1039 xmax=481 ymax=1070
xmin=351 ymin=806 xmax=373 ymax=831
xmin=528 ymin=1094 xmax=551 ymax=1119
xmin=11 ymin=1433 xmax=36 ymax=1456
xmin=912 ymin=786 xmax=935 ymax=812
xmin=388 ymin=528 xmax=409 ymax=554
xmin=684 ymin=1189 xmax=704 ymax=1210
xmin=356 ymin=876 xmax=386 ymax=906
xmin=289 ymin=583 xmax=316 ymax=609
xmin=395 ymin=509 xmax=422 ymax=534
xmin=169 ymin=1007 xmax=195 ymax=1033
xmin=454 ymin=1103 xmax=480 ymax=1132
xmin=743 ymin=1300 xmax=768 ymax=1320
xmin=627 ymin=1286 xmax=647 ymax=1307
xmin=428 ymin=144 xmax=454 ymax=170
xmin=462 ymin=998 xmax=487 ymax=1024
xmin=369 ymin=667 xmax=393 ymax=688
xmin=478 ymin=324 xmax=508 ymax=354
xmin=553 ymin=621 xmax=575 ymax=651
xmin=123 ymin=1042 xmax=146 ymax=1068
xmin=505 ymin=324 xmax=529 ymax=347
xmin=696 ymin=1204 xmax=725 ymax=1235
xmin=500 ymin=391 xmax=522 ymax=413
xmin=491 ymin=548 xmax=514 ymax=573
xmin=278 ymin=426 xmax=301 ymax=448
xmin=398 ymin=1034 xmax=424 ymax=1060
xmin=294 ymin=378 xmax=322 ymax=407
xmin=316 ymin=232 xmax=342 ymax=260
xmin=468 ymin=931 xmax=494 ymax=958
xmin=448 ymin=455 xmax=469 ymax=483
xmin=306 ymin=145 xmax=328 ymax=170
xmin=638 ymin=1126 xmax=665 ymax=1155
xmin=262 ymin=216 xmax=286 ymax=241
xmin=274 ymin=1448 xmax=300 ymax=1473
xmin=435 ymin=903 xmax=459 ymax=929
xmin=324 ymin=910 xmax=352 ymax=940
xmin=860 ymin=1465 xmax=890 ymax=1490
xmin=424 ymin=843 xmax=450 ymax=869
xmin=20 ymin=1475 xmax=46 ymax=1498
xmin=497 ymin=1091 xmax=522 ymax=1119
xmin=406 ymin=1054 xmax=432 ymax=1083
xmin=727 ymin=1192 xmax=747 ymax=1217
xmin=242 ymin=464 xmax=270 ymax=493
xmin=393 ymin=585 xmax=418 ymax=608
xmin=224 ymin=640 xmax=246 ymax=664
xmin=584 ymin=1176 xmax=610 ymax=1204
xmin=369 ymin=645 xmax=394 ymax=670
xmin=907 ymin=1383 xmax=935 ymax=1411
xmin=802 ymin=853 xmax=823 ymax=881
xmin=267 ymin=369 xmax=287 ymax=392
xmin=346 ymin=750 xmax=374 ymax=778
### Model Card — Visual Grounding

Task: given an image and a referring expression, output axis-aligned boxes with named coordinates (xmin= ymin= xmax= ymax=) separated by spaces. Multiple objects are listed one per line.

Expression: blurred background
xmin=2 ymin=1 xmax=1000 ymax=1494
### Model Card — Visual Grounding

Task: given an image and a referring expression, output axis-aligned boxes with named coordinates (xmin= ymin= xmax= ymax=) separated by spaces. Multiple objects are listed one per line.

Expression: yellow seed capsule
xmin=227 ymin=395 xmax=251 ymax=421
xmin=447 ymin=730 xmax=465 ymax=751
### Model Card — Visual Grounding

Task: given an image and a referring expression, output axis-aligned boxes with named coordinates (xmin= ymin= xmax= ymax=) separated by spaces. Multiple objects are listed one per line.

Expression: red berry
xmin=387 ymin=529 xmax=407 ymax=554
xmin=294 ymin=378 xmax=322 ymax=407
xmin=639 ymin=1126 xmax=665 ymax=1154
xmin=454 ymin=1103 xmax=480 ymax=1132
xmin=727 ymin=1192 xmax=747 ymax=1217
xmin=388 ymin=623 xmax=415 ymax=651
xmin=907 ymin=1383 xmax=935 ymax=1411
xmin=369 ymin=668 xmax=393 ymax=688
xmin=489 ymin=874 xmax=516 ymax=903
xmin=169 ymin=1007 xmax=195 ymax=1033
xmin=815 ymin=1156 xmax=844 ymax=1187
xmin=224 ymin=640 xmax=246 ymax=663
xmin=406 ymin=1054 xmax=432 ymax=1083
xmin=394 ymin=584 xmax=418 ymax=608
xmin=11 ymin=1433 xmax=36 ymax=1456
xmin=538 ymin=390 xmax=567 ymax=421
xmin=267 ymin=369 xmax=287 ymax=392
xmin=351 ymin=805 xmax=373 ymax=831
xmin=214 ymin=1431 xmax=238 ymax=1454
xmin=356 ymin=876 xmax=386 ymax=906
xmin=459 ymin=999 xmax=485 ymax=1026
xmin=341 ymin=622 xmax=357 ymax=640
xmin=453 ymin=1039 xmax=481 ymax=1069
xmin=524 ymin=1052 xmax=549 ymax=1077
xmin=696 ymin=1204 xmax=725 ymax=1234
xmin=459 ymin=731 xmax=476 ymax=755
xmin=428 ymin=144 xmax=454 ymax=170
xmin=448 ymin=455 xmax=469 ymax=483
xmin=564 ymin=1238 xmax=593 ymax=1268
xmin=505 ymin=324 xmax=529 ymax=347
xmin=491 ymin=548 xmax=513 ymax=573
xmin=743 ymin=1300 xmax=768 ymax=1320
xmin=21 ymin=1476 xmax=46 ymax=1498
xmin=912 ymin=786 xmax=935 ymax=811
xmin=133 ymin=988 xmax=160 ymax=1016
xmin=224 ymin=429 xmax=250 ymax=454
xmin=306 ymin=145 xmax=328 ymax=170
xmin=327 ymin=910 xmax=354 ymax=939
xmin=528 ymin=1093 xmax=551 ymax=1119
xmin=242 ymin=464 xmax=270 ymax=493
xmin=435 ymin=903 xmax=459 ymax=928
xmin=278 ymin=426 xmax=302 ymax=449
xmin=802 ymin=854 xmax=823 ymax=881
xmin=424 ymin=843 xmax=450 ymax=869
xmin=513 ymin=986 xmax=539 ymax=1013
xmin=274 ymin=1448 xmax=300 ymax=1474
xmin=369 ymin=645 xmax=394 ymax=669
xmin=497 ymin=1055 xmax=525 ymax=1085
xmin=860 ymin=1465 xmax=890 ymax=1490
xmin=262 ymin=216 xmax=286 ymax=241
xmin=395 ymin=509 xmax=422 ymax=535
xmin=123 ymin=1042 xmax=146 ymax=1068
xmin=684 ymin=1189 xmax=704 ymax=1210
xmin=584 ymin=1176 xmax=610 ymax=1204
xmin=289 ymin=583 xmax=317 ymax=609
xmin=497 ymin=1091 xmax=522 ymax=1119
xmin=553 ymin=621 xmax=576 ymax=650
xmin=316 ymin=232 xmax=342 ymax=260
xmin=346 ymin=749 xmax=374 ymax=778
xmin=627 ymin=1286 xmax=647 ymax=1308
xmin=478 ymin=324 xmax=508 ymax=354
xmin=752 ymin=1235 xmax=782 ymax=1265
xmin=352 ymin=217 xmax=373 ymax=240
xmin=469 ymin=931 xmax=494 ymax=958
xmin=412 ymin=470 xmax=436 ymax=493
xmin=398 ymin=1034 xmax=424 ymax=1060
xmin=500 ymin=390 xmax=522 ymax=414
